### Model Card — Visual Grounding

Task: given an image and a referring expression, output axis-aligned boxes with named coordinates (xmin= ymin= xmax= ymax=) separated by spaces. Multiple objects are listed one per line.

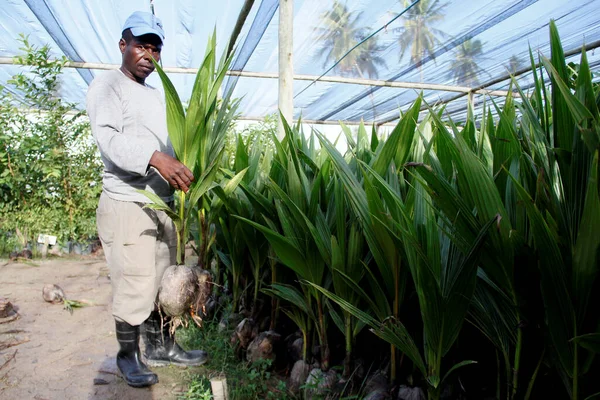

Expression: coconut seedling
xmin=139 ymin=31 xmax=244 ymax=330
xmin=216 ymin=132 xmax=273 ymax=313
xmin=238 ymin=118 xmax=335 ymax=370
xmin=311 ymin=99 xmax=422 ymax=382
xmin=42 ymin=283 xmax=88 ymax=314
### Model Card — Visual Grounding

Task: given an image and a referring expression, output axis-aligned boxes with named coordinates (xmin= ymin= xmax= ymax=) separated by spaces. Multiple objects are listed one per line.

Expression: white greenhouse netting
xmin=1 ymin=0 xmax=599 ymax=124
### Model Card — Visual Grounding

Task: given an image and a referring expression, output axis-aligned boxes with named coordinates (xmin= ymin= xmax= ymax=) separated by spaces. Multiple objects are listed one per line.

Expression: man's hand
xmin=149 ymin=151 xmax=194 ymax=193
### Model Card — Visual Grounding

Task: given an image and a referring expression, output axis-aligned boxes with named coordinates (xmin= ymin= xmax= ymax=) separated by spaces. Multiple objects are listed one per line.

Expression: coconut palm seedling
xmin=424 ymin=22 xmax=600 ymax=400
xmin=215 ymin=133 xmax=272 ymax=313
xmin=312 ymin=110 xmax=503 ymax=399
xmin=139 ymin=32 xmax=244 ymax=331
xmin=42 ymin=283 xmax=88 ymax=314
xmin=312 ymin=99 xmax=422 ymax=382
xmin=237 ymin=118 xmax=337 ymax=370
xmin=500 ymin=21 xmax=600 ymax=400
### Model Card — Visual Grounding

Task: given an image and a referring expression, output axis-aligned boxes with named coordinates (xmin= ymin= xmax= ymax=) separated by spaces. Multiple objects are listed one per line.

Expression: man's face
xmin=119 ymin=33 xmax=162 ymax=83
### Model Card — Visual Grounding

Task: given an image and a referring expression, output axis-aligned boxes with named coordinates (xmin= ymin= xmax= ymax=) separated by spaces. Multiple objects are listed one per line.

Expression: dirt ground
xmin=0 ymin=256 xmax=206 ymax=400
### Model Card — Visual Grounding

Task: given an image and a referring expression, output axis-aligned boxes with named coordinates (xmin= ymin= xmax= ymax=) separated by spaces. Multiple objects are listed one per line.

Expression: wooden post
xmin=278 ymin=0 xmax=293 ymax=140
xmin=210 ymin=376 xmax=229 ymax=400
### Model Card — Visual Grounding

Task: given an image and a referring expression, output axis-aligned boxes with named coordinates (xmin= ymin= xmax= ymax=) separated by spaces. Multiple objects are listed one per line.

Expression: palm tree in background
xmin=449 ymin=39 xmax=486 ymax=87
xmin=505 ymin=54 xmax=525 ymax=74
xmin=315 ymin=1 xmax=388 ymax=120
xmin=396 ymin=0 xmax=447 ymax=78
xmin=315 ymin=1 xmax=365 ymax=75
xmin=315 ymin=1 xmax=387 ymax=78
xmin=355 ymin=39 xmax=388 ymax=79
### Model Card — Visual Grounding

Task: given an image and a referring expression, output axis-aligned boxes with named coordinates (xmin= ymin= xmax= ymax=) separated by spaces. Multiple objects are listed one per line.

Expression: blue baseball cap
xmin=123 ymin=11 xmax=165 ymax=42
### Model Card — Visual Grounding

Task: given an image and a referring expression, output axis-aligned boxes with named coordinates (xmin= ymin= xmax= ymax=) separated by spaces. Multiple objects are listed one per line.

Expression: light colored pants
xmin=96 ymin=192 xmax=176 ymax=326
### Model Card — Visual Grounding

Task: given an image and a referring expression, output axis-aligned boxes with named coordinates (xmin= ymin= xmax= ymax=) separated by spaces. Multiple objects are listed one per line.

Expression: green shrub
xmin=0 ymin=35 xmax=102 ymax=255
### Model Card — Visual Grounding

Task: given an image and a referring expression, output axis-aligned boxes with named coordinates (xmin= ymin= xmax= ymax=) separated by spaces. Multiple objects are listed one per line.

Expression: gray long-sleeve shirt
xmin=86 ymin=69 xmax=174 ymax=203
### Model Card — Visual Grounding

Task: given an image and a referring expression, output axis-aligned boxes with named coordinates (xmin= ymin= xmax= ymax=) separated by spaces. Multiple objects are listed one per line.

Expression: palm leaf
xmin=307 ymin=281 xmax=427 ymax=377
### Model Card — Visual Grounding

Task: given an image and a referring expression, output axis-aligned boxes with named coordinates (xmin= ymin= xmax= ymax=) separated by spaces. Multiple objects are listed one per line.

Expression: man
xmin=86 ymin=11 xmax=207 ymax=388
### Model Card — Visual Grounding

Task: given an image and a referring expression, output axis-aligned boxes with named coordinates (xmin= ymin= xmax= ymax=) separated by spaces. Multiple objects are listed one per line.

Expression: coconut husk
xmin=304 ymin=368 xmax=339 ymax=400
xmin=19 ymin=249 xmax=32 ymax=259
xmin=288 ymin=337 xmax=304 ymax=363
xmin=246 ymin=330 xmax=281 ymax=364
xmin=0 ymin=298 xmax=14 ymax=318
xmin=42 ymin=284 xmax=66 ymax=304
xmin=9 ymin=249 xmax=33 ymax=262
xmin=193 ymin=269 xmax=212 ymax=317
xmin=230 ymin=318 xmax=258 ymax=350
xmin=364 ymin=390 xmax=392 ymax=400
xmin=355 ymin=369 xmax=390 ymax=400
xmin=289 ymin=359 xmax=311 ymax=394
xmin=158 ymin=265 xmax=198 ymax=332
xmin=397 ymin=385 xmax=426 ymax=400
xmin=159 ymin=265 xmax=198 ymax=316
xmin=364 ymin=370 xmax=388 ymax=392
xmin=218 ymin=312 xmax=243 ymax=333
xmin=0 ymin=298 xmax=18 ymax=324
xmin=228 ymin=312 xmax=244 ymax=326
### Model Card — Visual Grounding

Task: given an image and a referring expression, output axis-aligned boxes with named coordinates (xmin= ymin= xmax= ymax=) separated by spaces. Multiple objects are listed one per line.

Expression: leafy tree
xmin=0 ymin=36 xmax=102 ymax=252
xmin=448 ymin=39 xmax=486 ymax=87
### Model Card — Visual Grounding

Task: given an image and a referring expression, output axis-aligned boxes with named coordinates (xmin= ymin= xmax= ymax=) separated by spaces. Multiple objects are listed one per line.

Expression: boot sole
xmin=124 ymin=378 xmax=159 ymax=388
xmin=146 ymin=359 xmax=208 ymax=368
xmin=119 ymin=372 xmax=159 ymax=387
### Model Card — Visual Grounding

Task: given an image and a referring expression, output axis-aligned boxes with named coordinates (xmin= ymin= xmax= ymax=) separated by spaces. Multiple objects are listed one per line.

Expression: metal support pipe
xmin=0 ymin=57 xmax=516 ymax=97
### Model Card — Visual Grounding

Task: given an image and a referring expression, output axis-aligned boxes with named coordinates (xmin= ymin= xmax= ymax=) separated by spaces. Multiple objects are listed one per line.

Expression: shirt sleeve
xmin=86 ymin=80 xmax=158 ymax=176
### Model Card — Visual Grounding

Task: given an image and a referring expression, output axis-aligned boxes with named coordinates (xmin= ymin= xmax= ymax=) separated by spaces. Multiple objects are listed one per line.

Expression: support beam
xmin=0 ymin=57 xmax=516 ymax=97
xmin=471 ymin=39 xmax=600 ymax=92
xmin=236 ymin=116 xmax=399 ymax=127
xmin=15 ymin=109 xmax=399 ymax=127
xmin=278 ymin=0 xmax=293 ymax=140
xmin=376 ymin=39 xmax=600 ymax=125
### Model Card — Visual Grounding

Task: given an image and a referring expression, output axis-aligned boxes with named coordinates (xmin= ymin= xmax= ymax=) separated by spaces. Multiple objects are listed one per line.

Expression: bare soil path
xmin=0 ymin=257 xmax=205 ymax=400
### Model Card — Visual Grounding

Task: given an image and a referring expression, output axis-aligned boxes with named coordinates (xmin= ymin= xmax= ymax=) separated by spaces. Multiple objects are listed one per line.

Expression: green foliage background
xmin=0 ymin=37 xmax=102 ymax=254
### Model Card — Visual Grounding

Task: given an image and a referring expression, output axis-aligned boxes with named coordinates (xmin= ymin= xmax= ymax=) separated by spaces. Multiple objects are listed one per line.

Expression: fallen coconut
xmin=0 ymin=298 xmax=14 ymax=318
xmin=246 ymin=330 xmax=281 ymax=363
xmin=42 ymin=284 xmax=88 ymax=314
xmin=288 ymin=336 xmax=303 ymax=363
xmin=364 ymin=390 xmax=392 ymax=400
xmin=364 ymin=370 xmax=389 ymax=395
xmin=289 ymin=359 xmax=311 ymax=394
xmin=304 ymin=368 xmax=338 ymax=400
xmin=397 ymin=385 xmax=426 ymax=400
xmin=230 ymin=318 xmax=258 ymax=350
xmin=42 ymin=283 xmax=66 ymax=304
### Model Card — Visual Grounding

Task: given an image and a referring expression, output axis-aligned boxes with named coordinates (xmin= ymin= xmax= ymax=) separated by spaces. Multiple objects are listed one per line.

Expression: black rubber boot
xmin=115 ymin=320 xmax=158 ymax=388
xmin=143 ymin=311 xmax=208 ymax=367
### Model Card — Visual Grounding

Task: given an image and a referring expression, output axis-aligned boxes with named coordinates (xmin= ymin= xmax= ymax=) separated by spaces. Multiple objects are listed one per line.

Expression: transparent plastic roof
xmin=1 ymin=0 xmax=599 ymax=124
